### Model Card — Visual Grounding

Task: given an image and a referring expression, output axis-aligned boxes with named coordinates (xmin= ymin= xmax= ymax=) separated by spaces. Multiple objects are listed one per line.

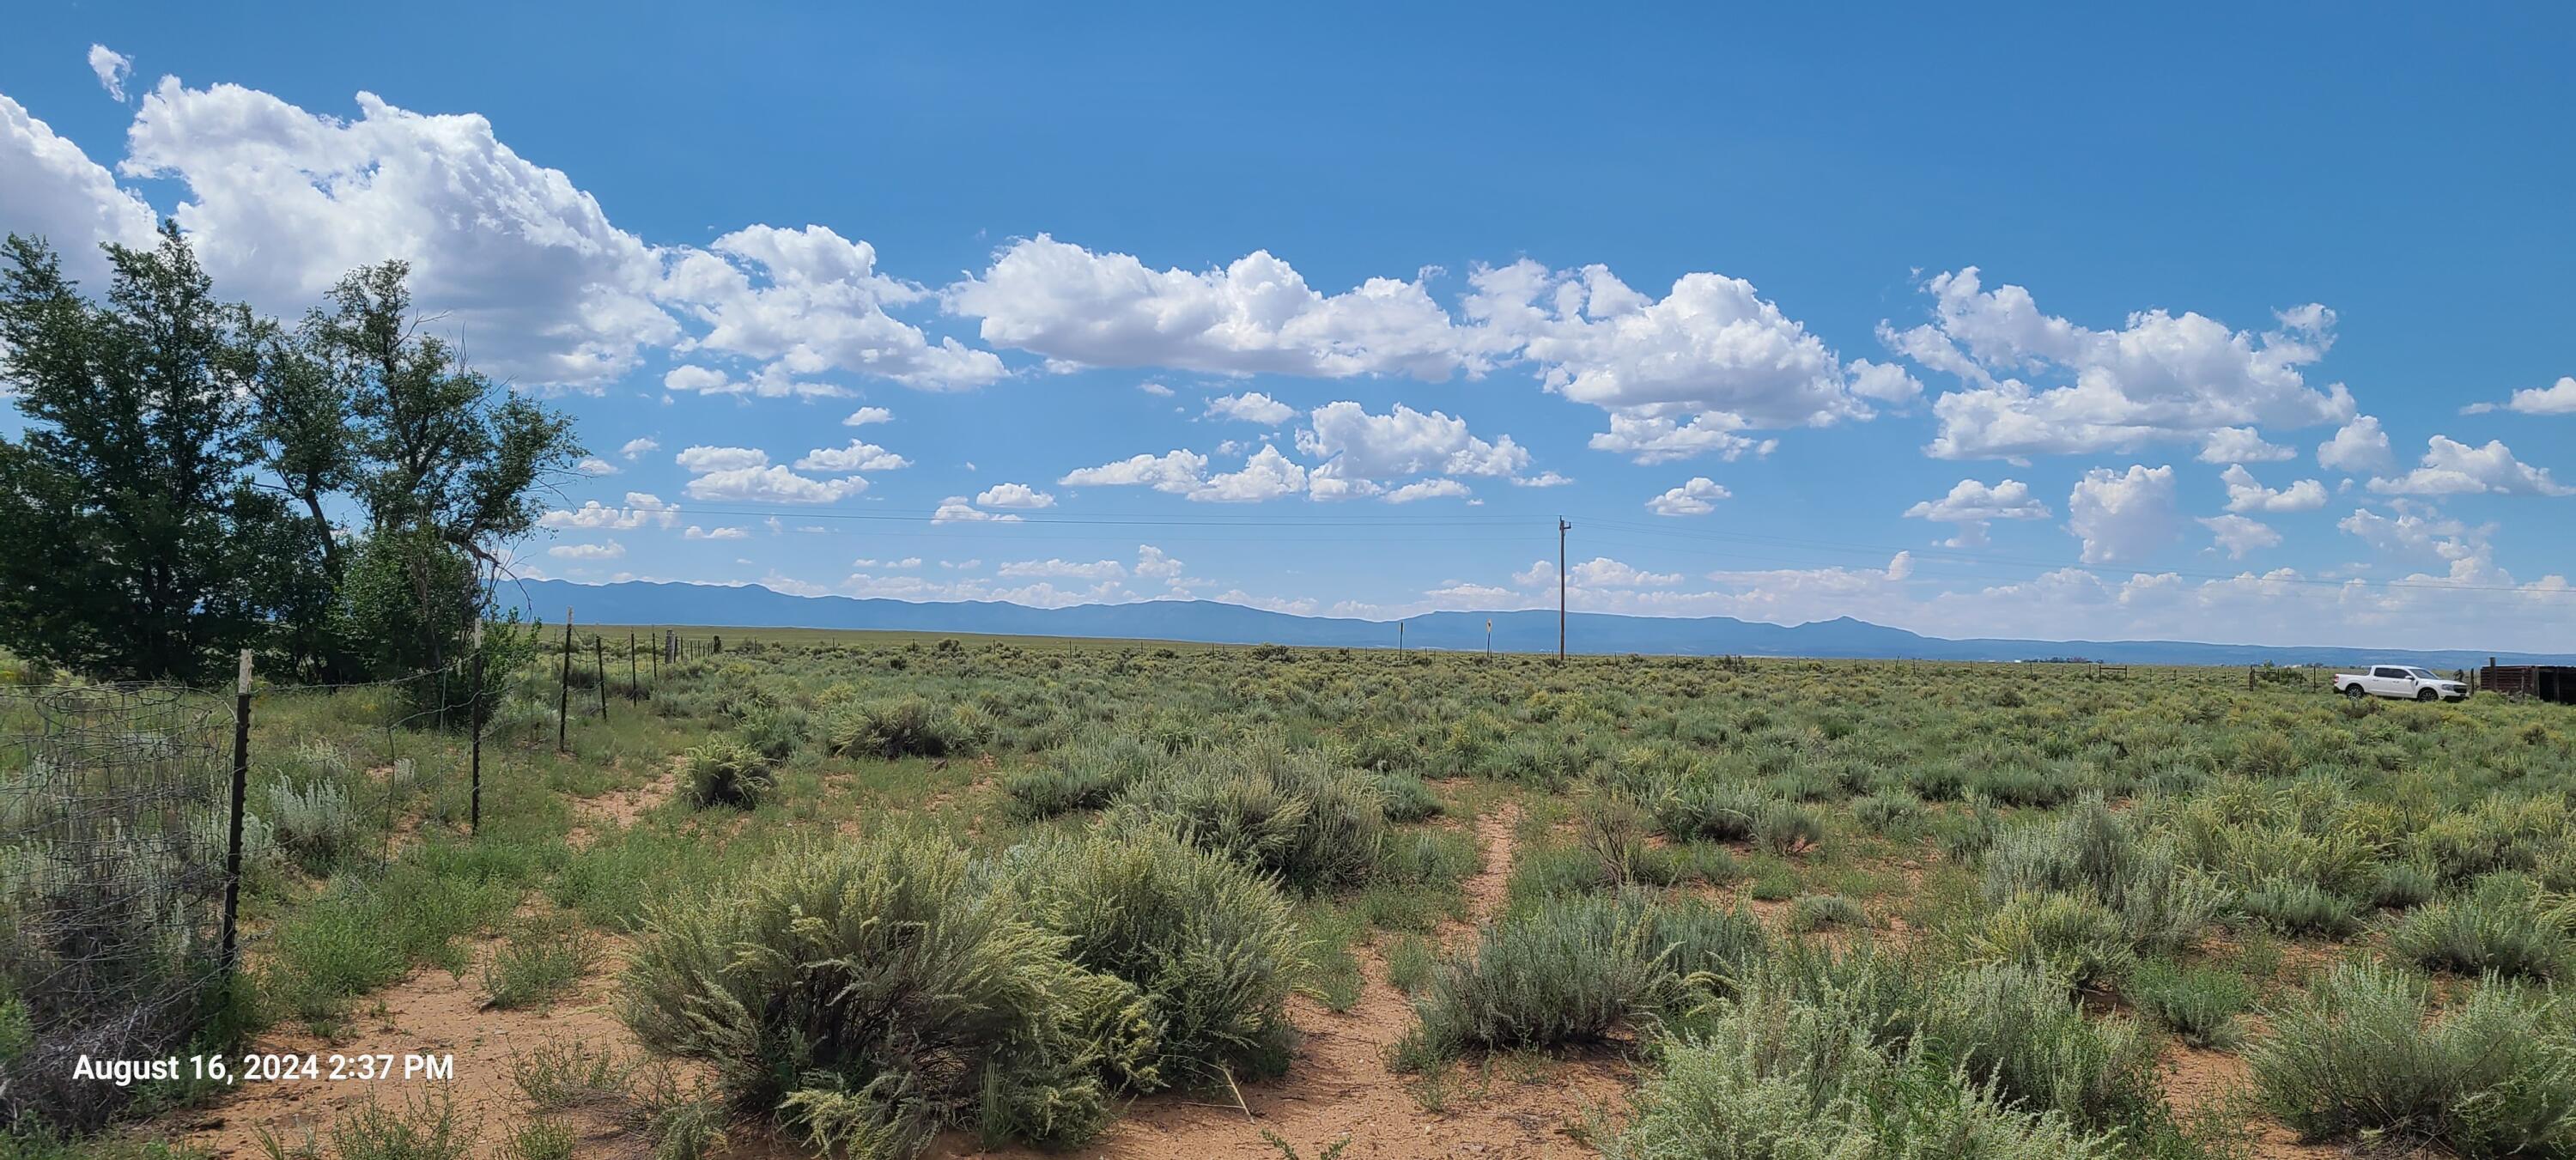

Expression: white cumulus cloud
xmin=2065 ymin=465 xmax=2178 ymax=564
xmin=1645 ymin=477 xmax=1731 ymax=517
xmin=2369 ymin=436 xmax=2574 ymax=497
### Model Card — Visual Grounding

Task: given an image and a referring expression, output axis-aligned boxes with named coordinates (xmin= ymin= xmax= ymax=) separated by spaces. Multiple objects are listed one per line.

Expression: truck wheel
xmin=2343 ymin=684 xmax=2365 ymax=699
xmin=2417 ymin=688 xmax=2439 ymax=702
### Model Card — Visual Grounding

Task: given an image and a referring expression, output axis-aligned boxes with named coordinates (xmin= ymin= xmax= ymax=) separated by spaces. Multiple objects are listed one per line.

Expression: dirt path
xmin=179 ymin=934 xmax=636 ymax=1158
xmin=922 ymin=796 xmax=1637 ymax=1160
xmin=2159 ymin=1044 xmax=2348 ymax=1160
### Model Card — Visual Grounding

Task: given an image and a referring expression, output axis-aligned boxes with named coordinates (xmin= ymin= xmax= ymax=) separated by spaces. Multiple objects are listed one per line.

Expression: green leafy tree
xmin=0 ymin=226 xmax=296 ymax=683
xmin=1 ymin=230 xmax=582 ymax=690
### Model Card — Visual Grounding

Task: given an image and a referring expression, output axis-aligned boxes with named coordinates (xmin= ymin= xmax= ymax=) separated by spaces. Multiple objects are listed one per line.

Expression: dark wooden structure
xmin=2480 ymin=658 xmax=2576 ymax=704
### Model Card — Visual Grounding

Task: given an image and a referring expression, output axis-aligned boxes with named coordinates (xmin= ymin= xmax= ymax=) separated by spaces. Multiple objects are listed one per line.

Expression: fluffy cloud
xmin=1060 ymin=449 xmax=1211 ymax=494
xmin=1057 ymin=445 xmax=1307 ymax=502
xmin=661 ymin=223 xmax=1003 ymax=391
xmin=793 ymin=439 xmax=911 ymax=473
xmin=574 ymin=457 xmax=618 ymax=476
xmin=930 ymin=496 xmax=1024 ymax=524
xmin=2220 ymin=465 xmax=2328 ymax=513
xmin=949 ymin=235 xmax=1486 ymax=380
xmin=1297 ymin=402 xmax=1527 ymax=493
xmin=1467 ymin=259 xmax=1910 ymax=459
xmin=0 ymin=94 xmax=160 ymax=286
xmin=1903 ymin=478 xmax=2050 ymax=547
xmin=975 ymin=483 xmax=1056 ymax=509
xmin=1514 ymin=556 xmax=1685 ymax=589
xmin=618 ymin=437 xmax=659 ymax=460
xmin=2198 ymin=514 xmax=2281 ymax=559
xmin=2065 ymin=465 xmax=2178 ymax=564
xmin=997 ymin=557 xmax=1125 ymax=580
xmin=1645 ymin=477 xmax=1731 ymax=517
xmin=2462 ymin=376 xmax=2576 ymax=416
xmin=1889 ymin=268 xmax=2350 ymax=459
xmin=1194 ymin=445 xmax=1309 ymax=502
xmin=539 ymin=493 xmax=678 ymax=531
xmin=1134 ymin=545 xmax=1183 ymax=581
xmin=2339 ymin=505 xmax=2488 ymax=562
xmin=2197 ymin=427 xmax=2296 ymax=464
xmin=548 ymin=540 xmax=625 ymax=560
xmin=1205 ymin=391 xmax=1295 ymax=425
xmin=121 ymin=79 xmax=679 ymax=388
xmin=1382 ymin=478 xmax=1472 ymax=503
xmin=674 ymin=445 xmax=769 ymax=473
xmin=683 ymin=525 xmax=749 ymax=540
xmin=843 ymin=406 xmax=893 ymax=427
xmin=2368 ymin=436 xmax=2574 ymax=497
xmin=683 ymin=466 xmax=866 ymax=503
xmin=661 ymin=363 xmax=846 ymax=398
xmin=2316 ymin=415 xmax=2396 ymax=474
xmin=87 ymin=46 xmax=133 ymax=102
xmin=1586 ymin=413 xmax=1778 ymax=465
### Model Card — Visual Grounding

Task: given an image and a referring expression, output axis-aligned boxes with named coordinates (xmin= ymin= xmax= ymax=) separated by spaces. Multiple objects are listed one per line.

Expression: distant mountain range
xmin=495 ymin=580 xmax=2570 ymax=670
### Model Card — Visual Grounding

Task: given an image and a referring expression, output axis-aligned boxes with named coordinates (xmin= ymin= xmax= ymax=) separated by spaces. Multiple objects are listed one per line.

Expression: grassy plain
xmin=8 ymin=632 xmax=2576 ymax=1160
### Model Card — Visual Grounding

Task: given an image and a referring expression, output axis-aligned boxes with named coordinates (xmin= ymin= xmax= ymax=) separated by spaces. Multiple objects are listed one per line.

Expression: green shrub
xmin=2123 ymin=957 xmax=2251 ymax=1048
xmin=482 ymin=915 xmax=597 ymax=1011
xmin=1971 ymin=891 xmax=2132 ymax=991
xmin=1649 ymin=780 xmax=1765 ymax=843
xmin=1394 ymin=893 xmax=1763 ymax=1066
xmin=262 ymin=775 xmax=360 ymax=873
xmin=680 ymin=739 xmax=773 ymax=809
xmin=617 ymin=835 xmax=1154 ymax=1158
xmin=2235 ymin=877 xmax=2363 ymax=937
xmin=1007 ymin=832 xmax=1303 ymax=1088
xmin=1372 ymin=771 xmax=1443 ymax=823
xmin=825 ymin=696 xmax=969 ymax=759
xmin=733 ymin=706 xmax=808 ymax=763
xmin=2372 ymin=859 xmax=2442 ymax=909
xmin=1606 ymin=979 xmax=2121 ymax=1160
xmin=1005 ymin=734 xmax=1155 ymax=818
xmin=2248 ymin=963 xmax=2576 ymax=1156
xmin=1981 ymin=797 xmax=2213 ymax=957
xmin=1756 ymin=802 xmax=1825 ymax=856
xmin=1853 ymin=790 xmax=1926 ymax=837
xmin=2386 ymin=874 xmax=2571 ymax=981
xmin=1109 ymin=737 xmax=1384 ymax=893
xmin=1911 ymin=962 xmax=2159 ymax=1128
xmin=1787 ymin=894 xmax=1866 ymax=932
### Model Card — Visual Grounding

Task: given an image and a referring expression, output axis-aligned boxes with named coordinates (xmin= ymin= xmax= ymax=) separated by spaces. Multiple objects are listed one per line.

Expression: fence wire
xmin=0 ymin=685 xmax=226 ymax=1132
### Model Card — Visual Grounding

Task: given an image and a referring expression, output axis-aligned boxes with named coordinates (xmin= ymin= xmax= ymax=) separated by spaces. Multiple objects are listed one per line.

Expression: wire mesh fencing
xmin=0 ymin=685 xmax=228 ymax=1132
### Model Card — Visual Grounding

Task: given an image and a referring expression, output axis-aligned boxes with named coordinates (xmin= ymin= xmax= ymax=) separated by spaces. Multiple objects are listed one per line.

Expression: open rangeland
xmin=8 ymin=635 xmax=2576 ymax=1160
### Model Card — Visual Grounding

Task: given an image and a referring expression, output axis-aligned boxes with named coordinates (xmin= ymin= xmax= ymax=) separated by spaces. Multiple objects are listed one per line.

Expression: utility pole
xmin=1558 ymin=518 xmax=1571 ymax=660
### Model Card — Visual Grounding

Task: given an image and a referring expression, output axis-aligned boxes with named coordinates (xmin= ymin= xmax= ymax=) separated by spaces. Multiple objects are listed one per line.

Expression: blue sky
xmin=5 ymin=3 xmax=2573 ymax=649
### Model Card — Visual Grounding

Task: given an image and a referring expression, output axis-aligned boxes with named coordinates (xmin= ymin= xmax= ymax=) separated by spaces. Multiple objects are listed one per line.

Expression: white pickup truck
xmin=2335 ymin=665 xmax=2469 ymax=702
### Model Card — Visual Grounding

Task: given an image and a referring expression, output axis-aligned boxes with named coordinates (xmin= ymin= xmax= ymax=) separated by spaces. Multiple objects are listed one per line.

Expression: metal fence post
xmin=595 ymin=638 xmax=609 ymax=720
xmin=556 ymin=609 xmax=573 ymax=753
xmin=220 ymin=649 xmax=252 ymax=975
xmin=469 ymin=621 xmax=484 ymax=835
xmin=629 ymin=632 xmax=640 ymax=703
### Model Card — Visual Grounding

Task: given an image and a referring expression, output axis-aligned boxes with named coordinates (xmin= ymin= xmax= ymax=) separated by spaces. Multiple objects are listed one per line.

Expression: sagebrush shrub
xmin=1395 ymin=892 xmax=1763 ymax=1066
xmin=1005 ymin=733 xmax=1154 ymax=818
xmin=617 ymin=835 xmax=1153 ymax=1158
xmin=1971 ymin=891 xmax=2132 ymax=991
xmin=2235 ymin=876 xmax=2363 ymax=937
xmin=1650 ymin=780 xmax=1765 ymax=843
xmin=2386 ymin=873 xmax=2570 ymax=981
xmin=1109 ymin=736 xmax=1384 ymax=893
xmin=680 ymin=739 xmax=772 ymax=809
xmin=1607 ymin=977 xmax=2121 ymax=1160
xmin=264 ymin=775 xmax=359 ymax=873
xmin=1006 ymin=832 xmax=1303 ymax=1087
xmin=824 ymin=696 xmax=969 ymax=759
xmin=2248 ymin=963 xmax=2576 ymax=1157
xmin=1373 ymin=770 xmax=1443 ymax=823
xmin=2123 ymin=957 xmax=2251 ymax=1048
